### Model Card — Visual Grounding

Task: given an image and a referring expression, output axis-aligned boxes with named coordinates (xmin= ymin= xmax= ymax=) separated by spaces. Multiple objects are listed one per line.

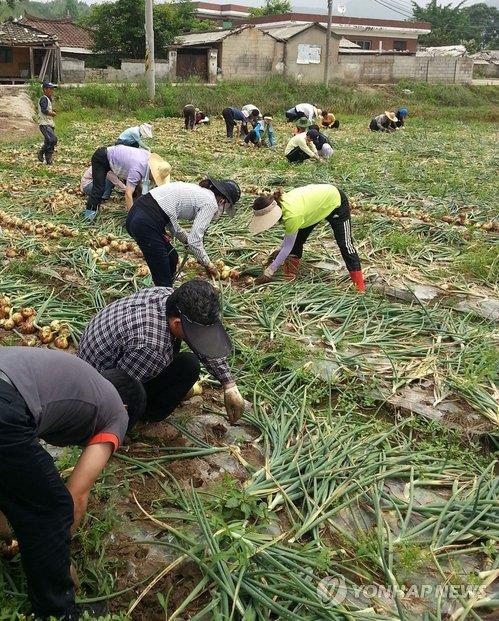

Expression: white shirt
xmin=242 ymin=104 xmax=260 ymax=119
xmin=295 ymin=103 xmax=319 ymax=122
xmin=149 ymin=182 xmax=221 ymax=266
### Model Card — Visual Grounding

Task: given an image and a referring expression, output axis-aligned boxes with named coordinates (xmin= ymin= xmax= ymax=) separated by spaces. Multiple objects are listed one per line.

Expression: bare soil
xmin=0 ymin=87 xmax=38 ymax=142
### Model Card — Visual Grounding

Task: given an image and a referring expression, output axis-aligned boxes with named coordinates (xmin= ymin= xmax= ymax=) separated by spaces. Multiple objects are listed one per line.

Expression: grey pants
xmin=39 ymin=125 xmax=58 ymax=156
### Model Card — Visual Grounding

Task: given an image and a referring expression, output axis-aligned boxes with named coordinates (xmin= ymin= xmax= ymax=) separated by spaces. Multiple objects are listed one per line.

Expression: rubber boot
xmin=37 ymin=148 xmax=44 ymax=163
xmin=349 ymin=270 xmax=365 ymax=292
xmin=283 ymin=256 xmax=300 ymax=282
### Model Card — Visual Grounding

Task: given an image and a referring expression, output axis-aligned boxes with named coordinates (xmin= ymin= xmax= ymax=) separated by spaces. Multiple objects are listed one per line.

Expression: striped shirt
xmin=77 ymin=287 xmax=233 ymax=386
xmin=149 ymin=182 xmax=222 ymax=267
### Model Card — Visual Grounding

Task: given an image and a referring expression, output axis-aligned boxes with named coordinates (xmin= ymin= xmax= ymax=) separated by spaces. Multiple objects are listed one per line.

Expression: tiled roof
xmin=0 ymin=19 xmax=56 ymax=46
xmin=19 ymin=13 xmax=94 ymax=49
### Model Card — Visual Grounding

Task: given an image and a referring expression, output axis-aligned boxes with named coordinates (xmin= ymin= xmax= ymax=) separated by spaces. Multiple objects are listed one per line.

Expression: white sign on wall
xmin=297 ymin=44 xmax=322 ymax=64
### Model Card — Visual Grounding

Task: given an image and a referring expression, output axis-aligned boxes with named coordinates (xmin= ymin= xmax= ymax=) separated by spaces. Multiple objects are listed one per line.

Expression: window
xmin=352 ymin=40 xmax=372 ymax=50
xmin=0 ymin=47 xmax=13 ymax=64
xmin=393 ymin=40 xmax=407 ymax=52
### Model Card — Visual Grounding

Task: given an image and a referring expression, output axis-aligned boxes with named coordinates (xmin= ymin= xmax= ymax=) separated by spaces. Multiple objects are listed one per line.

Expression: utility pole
xmin=324 ymin=0 xmax=333 ymax=86
xmin=145 ymin=0 xmax=155 ymax=100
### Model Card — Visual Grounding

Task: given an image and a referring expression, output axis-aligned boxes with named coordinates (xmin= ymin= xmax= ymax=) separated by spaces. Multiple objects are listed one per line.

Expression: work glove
xmin=206 ymin=263 xmax=219 ymax=278
xmin=255 ymin=266 xmax=274 ymax=285
xmin=224 ymin=385 xmax=245 ymax=424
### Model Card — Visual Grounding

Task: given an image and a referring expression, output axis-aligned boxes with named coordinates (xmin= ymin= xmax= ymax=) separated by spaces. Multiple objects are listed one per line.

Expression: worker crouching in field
xmin=80 ymin=165 xmax=126 ymax=202
xmin=244 ymin=114 xmax=276 ymax=148
xmin=77 ymin=280 xmax=246 ymax=425
xmin=126 ymin=178 xmax=241 ymax=287
xmin=284 ymin=118 xmax=321 ymax=163
xmin=116 ymin=123 xmax=153 ymax=149
xmin=369 ymin=111 xmax=398 ymax=132
xmin=321 ymin=110 xmax=340 ymax=129
xmin=285 ymin=103 xmax=321 ymax=124
xmin=222 ymin=106 xmax=259 ymax=138
xmin=306 ymin=127 xmax=334 ymax=159
xmin=249 ymin=184 xmax=365 ymax=292
xmin=0 ymin=347 xmax=145 ymax=620
xmin=37 ymin=81 xmax=58 ymax=165
xmin=83 ymin=145 xmax=171 ymax=222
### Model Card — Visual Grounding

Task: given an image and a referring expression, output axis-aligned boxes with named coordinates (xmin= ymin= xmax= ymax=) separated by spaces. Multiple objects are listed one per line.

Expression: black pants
xmin=39 ymin=125 xmax=58 ymax=157
xmin=183 ymin=105 xmax=196 ymax=130
xmin=142 ymin=352 xmax=201 ymax=422
xmin=0 ymin=379 xmax=75 ymax=618
xmin=290 ymin=189 xmax=361 ymax=273
xmin=286 ymin=146 xmax=311 ymax=163
xmin=126 ymin=194 xmax=179 ymax=287
xmin=285 ymin=108 xmax=305 ymax=122
xmin=222 ymin=108 xmax=247 ymax=138
xmin=86 ymin=147 xmax=110 ymax=212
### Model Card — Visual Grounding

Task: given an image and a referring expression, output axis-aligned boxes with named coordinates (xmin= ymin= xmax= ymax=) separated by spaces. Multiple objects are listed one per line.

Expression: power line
xmin=367 ymin=0 xmax=414 ymax=20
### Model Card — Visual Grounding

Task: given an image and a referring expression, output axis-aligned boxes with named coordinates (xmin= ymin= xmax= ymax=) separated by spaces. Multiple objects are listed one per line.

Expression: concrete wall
xmin=61 ymin=57 xmax=85 ymax=83
xmin=335 ymin=54 xmax=474 ymax=84
xmin=285 ymin=27 xmax=340 ymax=83
xmin=0 ymin=46 xmax=30 ymax=78
xmin=220 ymin=27 xmax=283 ymax=79
xmin=84 ymin=59 xmax=174 ymax=82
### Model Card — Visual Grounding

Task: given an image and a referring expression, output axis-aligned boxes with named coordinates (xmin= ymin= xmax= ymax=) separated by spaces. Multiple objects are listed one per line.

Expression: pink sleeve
xmin=270 ymin=233 xmax=298 ymax=272
xmin=107 ymin=171 xmax=126 ymax=190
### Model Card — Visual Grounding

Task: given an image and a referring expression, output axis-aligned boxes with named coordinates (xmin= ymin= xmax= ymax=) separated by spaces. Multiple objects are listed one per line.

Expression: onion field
xmin=0 ymin=89 xmax=497 ymax=620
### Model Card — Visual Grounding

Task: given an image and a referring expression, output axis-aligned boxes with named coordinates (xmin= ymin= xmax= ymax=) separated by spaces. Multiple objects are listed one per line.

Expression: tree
xmin=65 ymin=0 xmax=78 ymax=19
xmin=82 ymin=0 xmax=213 ymax=64
xmin=250 ymin=0 xmax=292 ymax=17
xmin=412 ymin=1 xmax=498 ymax=51
xmin=462 ymin=3 xmax=499 ymax=50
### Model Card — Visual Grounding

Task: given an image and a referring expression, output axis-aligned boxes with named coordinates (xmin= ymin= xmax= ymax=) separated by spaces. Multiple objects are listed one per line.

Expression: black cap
xmin=180 ymin=312 xmax=233 ymax=359
xmin=42 ymin=81 xmax=57 ymax=89
xmin=207 ymin=178 xmax=241 ymax=207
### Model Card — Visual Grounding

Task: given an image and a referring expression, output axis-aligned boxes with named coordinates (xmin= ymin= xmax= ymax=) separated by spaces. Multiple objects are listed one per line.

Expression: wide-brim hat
xmin=250 ymin=200 xmax=282 ymax=235
xmin=139 ymin=123 xmax=153 ymax=138
xmin=295 ymin=117 xmax=310 ymax=129
xmin=149 ymin=153 xmax=171 ymax=186
xmin=206 ymin=178 xmax=241 ymax=216
xmin=180 ymin=312 xmax=233 ymax=359
xmin=385 ymin=111 xmax=398 ymax=123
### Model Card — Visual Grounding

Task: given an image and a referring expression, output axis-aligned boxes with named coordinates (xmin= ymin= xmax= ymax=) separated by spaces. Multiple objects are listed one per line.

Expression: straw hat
xmin=149 ymin=153 xmax=171 ymax=186
xmin=139 ymin=123 xmax=153 ymax=138
xmin=385 ymin=111 xmax=398 ymax=123
xmin=250 ymin=200 xmax=282 ymax=235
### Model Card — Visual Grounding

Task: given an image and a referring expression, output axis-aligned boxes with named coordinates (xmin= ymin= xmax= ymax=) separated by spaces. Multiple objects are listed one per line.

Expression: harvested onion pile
xmin=0 ymin=210 xmax=79 ymax=239
xmin=0 ymin=296 xmax=71 ymax=349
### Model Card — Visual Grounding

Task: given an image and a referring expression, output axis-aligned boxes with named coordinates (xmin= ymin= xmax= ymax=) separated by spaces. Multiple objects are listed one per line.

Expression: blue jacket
xmin=254 ymin=120 xmax=276 ymax=147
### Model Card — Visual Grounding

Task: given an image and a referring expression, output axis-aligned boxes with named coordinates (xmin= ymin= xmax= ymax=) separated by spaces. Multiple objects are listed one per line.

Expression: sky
xmin=53 ymin=0 xmax=499 ymax=19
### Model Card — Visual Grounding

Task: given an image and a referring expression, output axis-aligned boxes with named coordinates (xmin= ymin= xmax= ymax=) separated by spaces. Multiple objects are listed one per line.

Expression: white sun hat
xmin=139 ymin=123 xmax=153 ymax=138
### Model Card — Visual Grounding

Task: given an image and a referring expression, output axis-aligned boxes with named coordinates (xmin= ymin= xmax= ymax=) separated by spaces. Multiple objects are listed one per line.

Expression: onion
xmin=54 ymin=336 xmax=69 ymax=349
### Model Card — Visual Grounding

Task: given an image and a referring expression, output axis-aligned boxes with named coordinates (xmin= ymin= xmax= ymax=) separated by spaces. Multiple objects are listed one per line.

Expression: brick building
xmin=192 ymin=3 xmax=432 ymax=53
xmin=171 ymin=22 xmax=340 ymax=83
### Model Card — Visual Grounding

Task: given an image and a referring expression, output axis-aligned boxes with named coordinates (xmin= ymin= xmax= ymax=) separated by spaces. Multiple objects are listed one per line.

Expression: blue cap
xmin=42 ymin=81 xmax=57 ymax=89
xmin=399 ymin=107 xmax=408 ymax=117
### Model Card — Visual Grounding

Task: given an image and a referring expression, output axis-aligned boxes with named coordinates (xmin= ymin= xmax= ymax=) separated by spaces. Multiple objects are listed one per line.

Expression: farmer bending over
xmin=285 ymin=103 xmax=321 ymax=124
xmin=77 ymin=280 xmax=246 ymax=425
xmin=83 ymin=145 xmax=170 ymax=222
xmin=126 ymin=178 xmax=240 ymax=287
xmin=284 ymin=118 xmax=320 ymax=163
xmin=244 ymin=114 xmax=276 ymax=148
xmin=37 ymin=81 xmax=58 ymax=165
xmin=0 ymin=347 xmax=145 ymax=620
xmin=116 ymin=123 xmax=153 ymax=149
xmin=222 ymin=106 xmax=259 ymax=138
xmin=249 ymin=184 xmax=365 ymax=292
xmin=369 ymin=111 xmax=398 ymax=132
xmin=321 ymin=110 xmax=340 ymax=129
